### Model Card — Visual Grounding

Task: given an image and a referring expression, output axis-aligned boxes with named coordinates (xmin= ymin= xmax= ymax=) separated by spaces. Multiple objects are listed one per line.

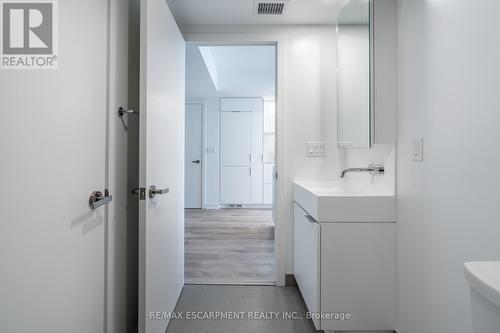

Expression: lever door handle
xmin=118 ymin=106 xmax=139 ymax=117
xmin=89 ymin=190 xmax=112 ymax=209
xmin=192 ymin=160 xmax=200 ymax=164
xmin=149 ymin=185 xmax=169 ymax=199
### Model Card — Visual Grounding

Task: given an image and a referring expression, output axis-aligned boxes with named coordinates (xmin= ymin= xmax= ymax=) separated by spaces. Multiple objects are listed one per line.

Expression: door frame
xmin=185 ymin=100 xmax=206 ymax=209
xmin=185 ymin=33 xmax=287 ymax=286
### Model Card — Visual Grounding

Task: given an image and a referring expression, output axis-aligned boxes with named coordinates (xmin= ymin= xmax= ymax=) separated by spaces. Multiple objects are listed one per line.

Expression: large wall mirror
xmin=337 ymin=0 xmax=371 ymax=148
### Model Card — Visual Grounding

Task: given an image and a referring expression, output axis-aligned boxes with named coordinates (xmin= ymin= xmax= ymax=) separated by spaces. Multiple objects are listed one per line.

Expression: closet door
xmin=251 ymin=99 xmax=263 ymax=203
xmin=220 ymin=111 xmax=252 ymax=166
xmin=220 ymin=103 xmax=252 ymax=204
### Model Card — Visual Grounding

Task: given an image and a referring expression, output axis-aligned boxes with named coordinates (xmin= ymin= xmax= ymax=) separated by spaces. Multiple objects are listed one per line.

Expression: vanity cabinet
xmin=293 ymin=202 xmax=396 ymax=331
xmin=293 ymin=204 xmax=321 ymax=329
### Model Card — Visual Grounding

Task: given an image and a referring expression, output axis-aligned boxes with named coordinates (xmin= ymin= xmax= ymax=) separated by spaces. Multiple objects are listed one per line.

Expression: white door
xmin=251 ymin=99 xmax=263 ymax=203
xmin=220 ymin=167 xmax=252 ymax=204
xmin=0 ymin=1 xmax=109 ymax=332
xmin=138 ymin=0 xmax=185 ymax=332
xmin=220 ymin=111 xmax=252 ymax=204
xmin=185 ymin=103 xmax=203 ymax=209
xmin=220 ymin=111 xmax=252 ymax=166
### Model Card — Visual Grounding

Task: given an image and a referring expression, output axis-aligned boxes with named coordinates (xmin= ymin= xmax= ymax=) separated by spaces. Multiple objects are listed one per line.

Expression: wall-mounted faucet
xmin=340 ymin=164 xmax=385 ymax=178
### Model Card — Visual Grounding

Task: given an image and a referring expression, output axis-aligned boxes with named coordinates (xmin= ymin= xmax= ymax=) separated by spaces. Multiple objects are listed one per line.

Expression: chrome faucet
xmin=340 ymin=164 xmax=385 ymax=178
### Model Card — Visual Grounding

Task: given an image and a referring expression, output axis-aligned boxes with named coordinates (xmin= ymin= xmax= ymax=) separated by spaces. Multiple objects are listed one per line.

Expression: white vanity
xmin=293 ymin=0 xmax=399 ymax=330
xmin=293 ymin=181 xmax=396 ymax=331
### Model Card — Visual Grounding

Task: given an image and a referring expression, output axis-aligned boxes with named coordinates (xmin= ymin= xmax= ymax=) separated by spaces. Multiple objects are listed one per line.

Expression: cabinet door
xmin=251 ymin=99 xmax=263 ymax=203
xmin=220 ymin=98 xmax=253 ymax=112
xmin=320 ymin=223 xmax=396 ymax=331
xmin=220 ymin=167 xmax=252 ymax=204
xmin=263 ymin=164 xmax=274 ymax=184
xmin=220 ymin=112 xmax=252 ymax=166
xmin=263 ymin=184 xmax=273 ymax=204
xmin=293 ymin=203 xmax=321 ymax=330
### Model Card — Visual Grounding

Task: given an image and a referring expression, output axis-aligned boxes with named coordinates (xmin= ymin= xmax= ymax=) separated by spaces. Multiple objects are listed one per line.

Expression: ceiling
xmin=186 ymin=45 xmax=276 ymax=98
xmin=167 ymin=0 xmax=349 ymax=26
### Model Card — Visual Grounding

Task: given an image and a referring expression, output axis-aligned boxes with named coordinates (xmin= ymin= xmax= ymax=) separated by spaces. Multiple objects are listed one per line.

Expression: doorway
xmin=184 ymin=44 xmax=277 ymax=285
xmin=185 ymin=103 xmax=204 ymax=209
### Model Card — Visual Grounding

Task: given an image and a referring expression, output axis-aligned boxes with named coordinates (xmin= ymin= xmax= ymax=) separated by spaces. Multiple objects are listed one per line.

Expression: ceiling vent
xmin=255 ymin=0 xmax=289 ymax=15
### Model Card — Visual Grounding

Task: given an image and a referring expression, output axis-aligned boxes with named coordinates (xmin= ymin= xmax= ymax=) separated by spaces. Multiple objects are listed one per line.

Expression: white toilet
xmin=464 ymin=262 xmax=500 ymax=333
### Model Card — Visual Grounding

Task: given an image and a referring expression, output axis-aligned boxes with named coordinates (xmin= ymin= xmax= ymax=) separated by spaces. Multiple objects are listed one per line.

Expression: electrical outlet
xmin=412 ymin=138 xmax=423 ymax=161
xmin=306 ymin=142 xmax=326 ymax=158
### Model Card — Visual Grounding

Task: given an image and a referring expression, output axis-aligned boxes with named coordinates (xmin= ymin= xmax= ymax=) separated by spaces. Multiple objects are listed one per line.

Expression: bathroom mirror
xmin=337 ymin=0 xmax=371 ymax=148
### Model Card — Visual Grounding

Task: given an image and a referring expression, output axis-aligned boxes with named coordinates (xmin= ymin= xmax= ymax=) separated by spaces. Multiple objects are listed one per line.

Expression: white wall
xmin=397 ymin=1 xmax=500 ymax=332
xmin=339 ymin=144 xmax=396 ymax=194
xmin=182 ymin=25 xmax=338 ymax=275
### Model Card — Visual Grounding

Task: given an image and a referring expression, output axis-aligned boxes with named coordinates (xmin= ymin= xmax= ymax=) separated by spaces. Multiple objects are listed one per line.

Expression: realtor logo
xmin=1 ymin=0 xmax=58 ymax=69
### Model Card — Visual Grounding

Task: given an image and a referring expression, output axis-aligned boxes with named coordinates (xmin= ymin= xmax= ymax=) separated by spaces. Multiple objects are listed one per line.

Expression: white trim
xmin=204 ymin=203 xmax=220 ymax=210
xmin=219 ymin=204 xmax=273 ymax=210
xmin=185 ymin=33 xmax=287 ymax=287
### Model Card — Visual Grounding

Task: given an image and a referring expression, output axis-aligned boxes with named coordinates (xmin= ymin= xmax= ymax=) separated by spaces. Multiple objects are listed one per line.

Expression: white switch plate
xmin=306 ymin=142 xmax=326 ymax=158
xmin=412 ymin=138 xmax=423 ymax=161
xmin=206 ymin=147 xmax=216 ymax=154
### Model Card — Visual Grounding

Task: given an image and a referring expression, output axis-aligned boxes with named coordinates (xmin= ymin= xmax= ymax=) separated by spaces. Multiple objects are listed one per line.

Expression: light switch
xmin=412 ymin=138 xmax=423 ymax=161
xmin=206 ymin=147 xmax=216 ymax=154
xmin=306 ymin=142 xmax=326 ymax=158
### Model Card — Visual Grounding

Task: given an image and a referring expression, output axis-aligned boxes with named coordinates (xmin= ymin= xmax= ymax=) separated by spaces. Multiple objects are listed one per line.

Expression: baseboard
xmin=219 ymin=204 xmax=273 ymax=209
xmin=204 ymin=203 xmax=220 ymax=209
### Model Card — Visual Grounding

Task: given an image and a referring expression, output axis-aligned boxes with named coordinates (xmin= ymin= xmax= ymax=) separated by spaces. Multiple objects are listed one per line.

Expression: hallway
xmin=185 ymin=209 xmax=275 ymax=285
xmin=166 ymin=285 xmax=314 ymax=333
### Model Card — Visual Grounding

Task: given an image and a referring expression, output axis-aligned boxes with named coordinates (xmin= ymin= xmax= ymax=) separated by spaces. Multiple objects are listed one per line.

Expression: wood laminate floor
xmin=185 ymin=209 xmax=275 ymax=285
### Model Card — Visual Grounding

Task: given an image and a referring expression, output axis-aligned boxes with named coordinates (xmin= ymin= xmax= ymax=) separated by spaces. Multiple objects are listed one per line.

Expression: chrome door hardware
xmin=118 ymin=106 xmax=139 ymax=117
xmin=131 ymin=187 xmax=146 ymax=200
xmin=339 ymin=164 xmax=385 ymax=178
xmin=89 ymin=189 xmax=112 ymax=209
xmin=149 ymin=185 xmax=169 ymax=199
xmin=305 ymin=214 xmax=319 ymax=225
xmin=192 ymin=160 xmax=200 ymax=164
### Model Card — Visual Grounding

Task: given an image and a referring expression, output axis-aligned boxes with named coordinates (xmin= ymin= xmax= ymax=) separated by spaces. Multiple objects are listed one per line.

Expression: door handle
xmin=304 ymin=214 xmax=319 ymax=225
xmin=192 ymin=160 xmax=200 ymax=164
xmin=118 ymin=106 xmax=139 ymax=117
xmin=89 ymin=189 xmax=112 ymax=209
xmin=149 ymin=185 xmax=169 ymax=199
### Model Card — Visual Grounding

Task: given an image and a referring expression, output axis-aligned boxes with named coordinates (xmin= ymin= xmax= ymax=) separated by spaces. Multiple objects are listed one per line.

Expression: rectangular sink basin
xmin=293 ymin=181 xmax=396 ymax=223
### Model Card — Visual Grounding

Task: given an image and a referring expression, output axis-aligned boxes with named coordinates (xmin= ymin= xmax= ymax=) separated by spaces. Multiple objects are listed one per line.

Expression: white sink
xmin=293 ymin=181 xmax=396 ymax=222
xmin=465 ymin=262 xmax=500 ymax=309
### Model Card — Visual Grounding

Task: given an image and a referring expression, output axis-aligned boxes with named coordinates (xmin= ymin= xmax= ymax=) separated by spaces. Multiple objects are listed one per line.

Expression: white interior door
xmin=138 ymin=0 xmax=185 ymax=332
xmin=0 ymin=1 xmax=109 ymax=332
xmin=185 ymin=103 xmax=203 ymax=209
